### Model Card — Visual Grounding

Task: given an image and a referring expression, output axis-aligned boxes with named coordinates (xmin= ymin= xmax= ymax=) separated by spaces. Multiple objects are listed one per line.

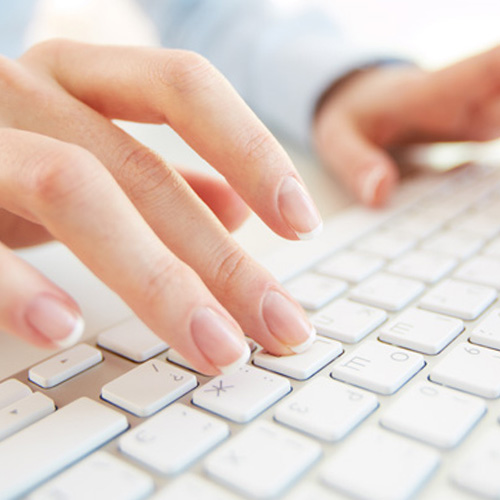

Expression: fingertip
xmin=358 ymin=162 xmax=399 ymax=207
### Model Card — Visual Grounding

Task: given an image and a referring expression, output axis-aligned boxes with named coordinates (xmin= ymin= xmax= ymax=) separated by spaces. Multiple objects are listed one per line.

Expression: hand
xmin=0 ymin=39 xmax=322 ymax=374
xmin=313 ymin=45 xmax=500 ymax=206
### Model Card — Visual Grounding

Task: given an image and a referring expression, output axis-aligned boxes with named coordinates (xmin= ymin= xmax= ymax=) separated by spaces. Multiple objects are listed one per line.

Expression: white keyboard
xmin=2 ymin=163 xmax=500 ymax=500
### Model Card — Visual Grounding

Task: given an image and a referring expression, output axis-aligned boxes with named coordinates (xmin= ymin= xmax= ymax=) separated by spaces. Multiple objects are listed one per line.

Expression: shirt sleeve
xmin=137 ymin=0 xmax=407 ymax=149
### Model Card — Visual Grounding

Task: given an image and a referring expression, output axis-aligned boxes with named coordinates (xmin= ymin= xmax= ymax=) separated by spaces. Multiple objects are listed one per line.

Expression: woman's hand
xmin=314 ymin=46 xmax=500 ymax=205
xmin=0 ymin=39 xmax=322 ymax=374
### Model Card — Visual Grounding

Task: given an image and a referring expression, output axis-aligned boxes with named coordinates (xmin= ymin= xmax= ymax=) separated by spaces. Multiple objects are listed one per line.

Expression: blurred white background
xmin=27 ymin=0 xmax=500 ymax=68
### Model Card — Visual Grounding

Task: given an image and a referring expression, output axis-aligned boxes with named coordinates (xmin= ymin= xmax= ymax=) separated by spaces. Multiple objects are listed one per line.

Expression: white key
xmin=166 ymin=348 xmax=201 ymax=373
xmin=320 ymin=428 xmax=439 ymax=500
xmin=483 ymin=237 xmax=500 ymax=258
xmin=97 ymin=316 xmax=168 ymax=362
xmin=152 ymin=474 xmax=239 ymax=500
xmin=0 ymin=379 xmax=31 ymax=410
xmin=451 ymin=428 xmax=500 ymax=498
xmin=192 ymin=365 xmax=290 ymax=423
xmin=29 ymin=344 xmax=103 ymax=388
xmin=311 ymin=299 xmax=387 ymax=343
xmin=29 ymin=451 xmax=153 ymax=500
xmin=331 ymin=341 xmax=424 ymax=395
xmin=274 ymin=377 xmax=378 ymax=441
xmin=354 ymin=229 xmax=416 ymax=259
xmin=419 ymin=279 xmax=497 ymax=320
xmin=378 ymin=308 xmax=463 ymax=355
xmin=101 ymin=360 xmax=197 ymax=417
xmin=284 ymin=272 xmax=347 ymax=310
xmin=0 ymin=397 xmax=128 ymax=499
xmin=470 ymin=307 xmax=500 ymax=350
xmin=430 ymin=342 xmax=500 ymax=398
xmin=421 ymin=229 xmax=484 ymax=259
xmin=253 ymin=337 xmax=342 ymax=380
xmin=204 ymin=420 xmax=321 ymax=499
xmin=316 ymin=250 xmax=384 ymax=283
xmin=0 ymin=392 xmax=55 ymax=441
xmin=381 ymin=381 xmax=485 ymax=448
xmin=284 ymin=482 xmax=345 ymax=500
xmin=388 ymin=251 xmax=457 ymax=284
xmin=350 ymin=273 xmax=425 ymax=312
xmin=454 ymin=255 xmax=500 ymax=289
xmin=119 ymin=404 xmax=229 ymax=475
xmin=451 ymin=211 xmax=500 ymax=239
xmin=385 ymin=210 xmax=442 ymax=239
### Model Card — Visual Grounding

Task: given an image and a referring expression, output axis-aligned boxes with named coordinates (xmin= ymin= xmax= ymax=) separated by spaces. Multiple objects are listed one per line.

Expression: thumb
xmin=314 ymin=118 xmax=400 ymax=206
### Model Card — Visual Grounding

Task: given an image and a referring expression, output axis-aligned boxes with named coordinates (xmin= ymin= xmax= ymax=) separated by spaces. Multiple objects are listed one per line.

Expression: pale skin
xmin=1 ymin=40 xmax=499 ymax=375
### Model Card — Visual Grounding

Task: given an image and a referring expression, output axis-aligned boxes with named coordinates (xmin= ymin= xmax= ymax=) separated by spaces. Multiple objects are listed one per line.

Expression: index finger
xmin=23 ymin=40 xmax=322 ymax=240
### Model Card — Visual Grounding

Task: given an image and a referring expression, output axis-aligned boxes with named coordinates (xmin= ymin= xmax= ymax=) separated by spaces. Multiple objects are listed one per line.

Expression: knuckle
xmin=141 ymin=255 xmax=181 ymax=307
xmin=238 ymin=127 xmax=281 ymax=167
xmin=210 ymin=240 xmax=251 ymax=297
xmin=26 ymin=145 xmax=97 ymax=209
xmin=158 ymin=49 xmax=221 ymax=95
xmin=115 ymin=144 xmax=184 ymax=201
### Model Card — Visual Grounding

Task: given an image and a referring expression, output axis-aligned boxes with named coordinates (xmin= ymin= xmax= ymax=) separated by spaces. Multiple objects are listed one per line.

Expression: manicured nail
xmin=360 ymin=165 xmax=387 ymax=205
xmin=25 ymin=294 xmax=84 ymax=348
xmin=191 ymin=307 xmax=250 ymax=374
xmin=278 ymin=176 xmax=323 ymax=240
xmin=262 ymin=289 xmax=316 ymax=353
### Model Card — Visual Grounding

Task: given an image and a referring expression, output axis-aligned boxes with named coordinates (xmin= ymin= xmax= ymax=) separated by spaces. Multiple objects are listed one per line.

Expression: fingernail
xmin=262 ymin=289 xmax=316 ymax=353
xmin=25 ymin=294 xmax=84 ymax=348
xmin=278 ymin=176 xmax=323 ymax=240
xmin=360 ymin=165 xmax=387 ymax=205
xmin=191 ymin=307 xmax=250 ymax=374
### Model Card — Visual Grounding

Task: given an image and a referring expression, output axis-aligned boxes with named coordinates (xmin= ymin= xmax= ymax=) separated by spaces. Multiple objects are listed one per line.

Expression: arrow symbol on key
xmin=60 ymin=359 xmax=68 ymax=364
xmin=9 ymin=409 xmax=18 ymax=415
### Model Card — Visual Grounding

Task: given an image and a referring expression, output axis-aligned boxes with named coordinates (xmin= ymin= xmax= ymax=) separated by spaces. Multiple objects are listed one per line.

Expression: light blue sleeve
xmin=136 ymin=0 xmax=403 ymax=149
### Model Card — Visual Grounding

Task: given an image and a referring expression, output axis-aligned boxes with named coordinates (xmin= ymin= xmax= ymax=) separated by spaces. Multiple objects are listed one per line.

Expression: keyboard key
xmin=204 ymin=420 xmax=321 ymax=499
xmin=385 ymin=210 xmax=442 ymax=239
xmin=483 ymin=237 xmax=500 ymax=258
xmin=0 ymin=397 xmax=128 ymax=499
xmin=388 ymin=250 xmax=457 ymax=284
xmin=29 ymin=451 xmax=153 ymax=500
xmin=192 ymin=365 xmax=290 ymax=423
xmin=119 ymin=404 xmax=229 ymax=475
xmin=354 ymin=229 xmax=416 ymax=259
xmin=152 ymin=474 xmax=238 ymax=500
xmin=274 ymin=377 xmax=378 ymax=441
xmin=419 ymin=279 xmax=497 ymax=320
xmin=381 ymin=381 xmax=485 ymax=448
xmin=470 ymin=307 xmax=500 ymax=350
xmin=283 ymin=482 xmax=341 ymax=500
xmin=29 ymin=344 xmax=103 ymax=388
xmin=311 ymin=299 xmax=387 ymax=343
xmin=350 ymin=273 xmax=425 ymax=312
xmin=430 ymin=342 xmax=500 ymax=398
xmin=0 ymin=392 xmax=55 ymax=441
xmin=454 ymin=255 xmax=500 ymax=289
xmin=97 ymin=316 xmax=168 ymax=362
xmin=253 ymin=337 xmax=342 ymax=380
xmin=378 ymin=308 xmax=463 ymax=355
xmin=101 ymin=360 xmax=197 ymax=417
xmin=451 ymin=211 xmax=500 ymax=239
xmin=316 ymin=250 xmax=384 ymax=283
xmin=320 ymin=428 xmax=439 ymax=500
xmin=421 ymin=229 xmax=484 ymax=260
xmin=451 ymin=429 xmax=500 ymax=498
xmin=284 ymin=272 xmax=347 ymax=310
xmin=331 ymin=341 xmax=424 ymax=395
xmin=0 ymin=379 xmax=31 ymax=410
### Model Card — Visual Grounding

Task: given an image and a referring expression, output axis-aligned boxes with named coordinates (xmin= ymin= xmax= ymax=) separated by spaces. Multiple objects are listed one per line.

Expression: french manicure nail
xmin=278 ymin=176 xmax=323 ymax=240
xmin=262 ymin=289 xmax=316 ymax=353
xmin=360 ymin=165 xmax=387 ymax=205
xmin=191 ymin=307 xmax=250 ymax=374
xmin=25 ymin=294 xmax=84 ymax=348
